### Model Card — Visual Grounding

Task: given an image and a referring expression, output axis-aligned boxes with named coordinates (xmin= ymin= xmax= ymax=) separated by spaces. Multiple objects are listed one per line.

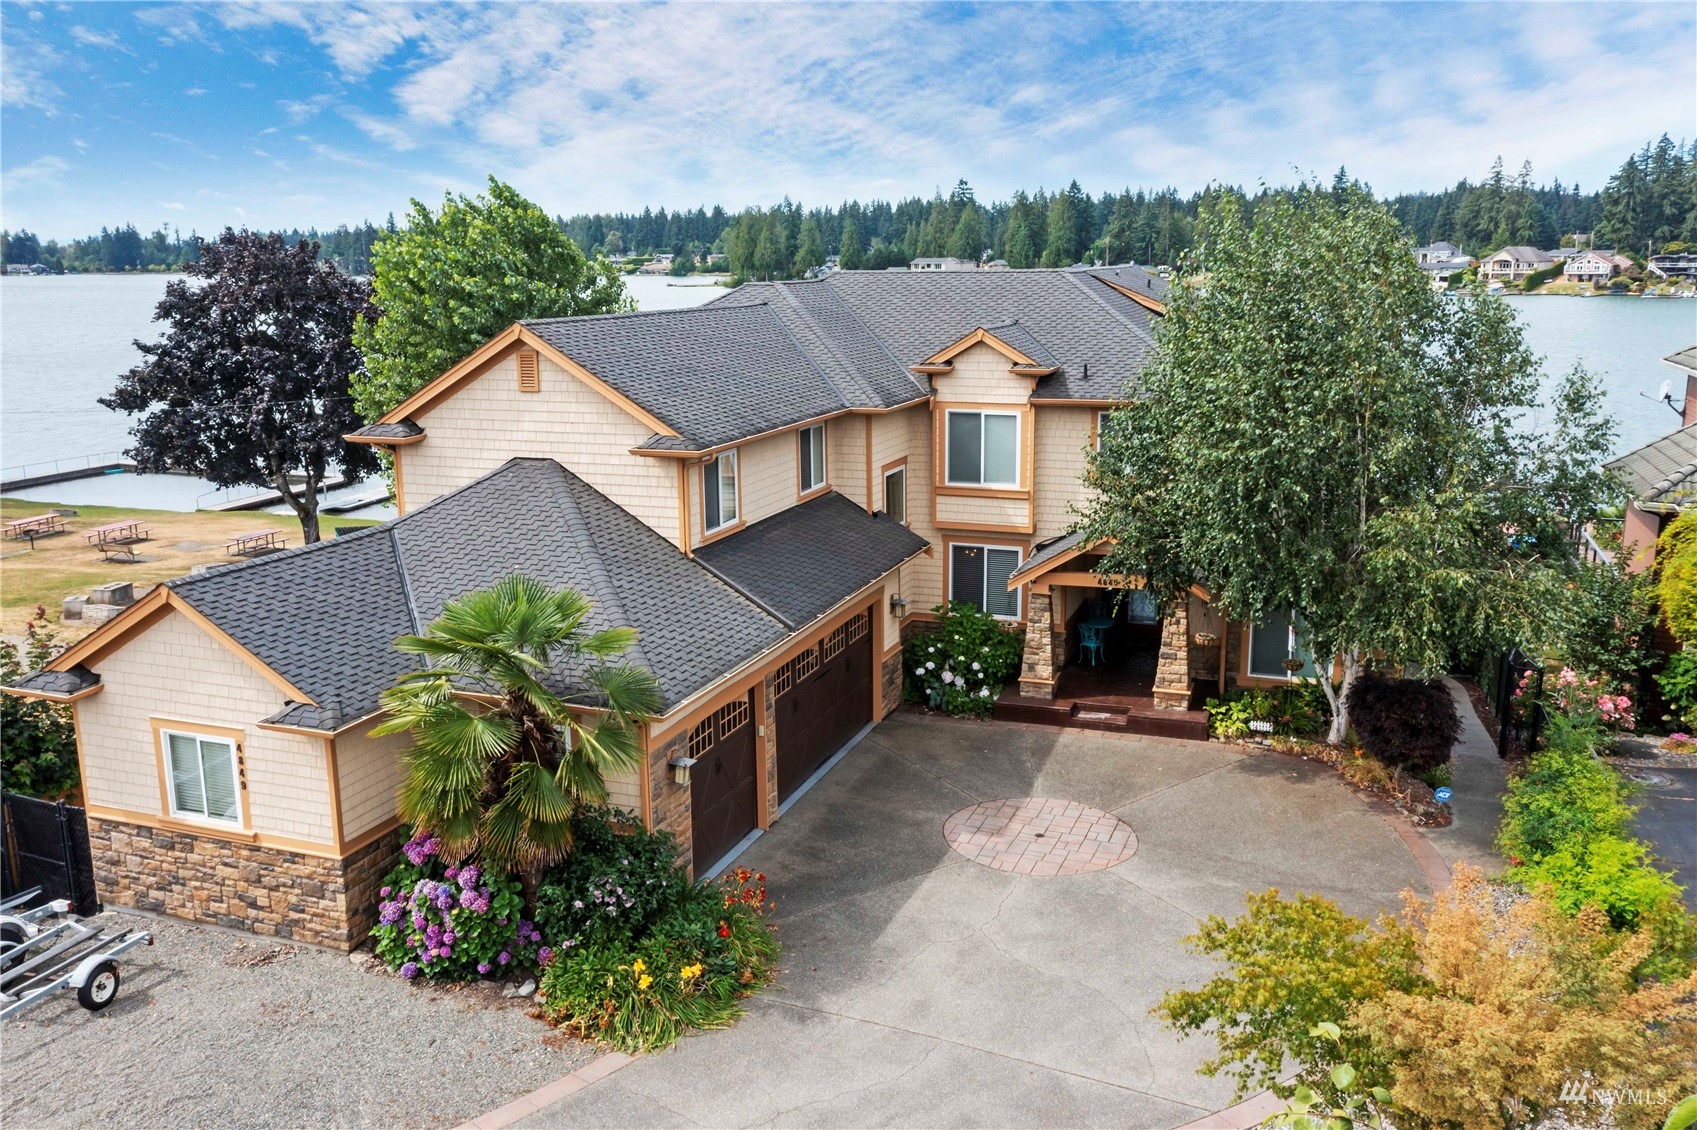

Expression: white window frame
xmin=944 ymin=409 xmax=1021 ymax=488
xmin=882 ymin=465 xmax=907 ymax=526
xmin=1096 ymin=410 xmax=1112 ymax=452
xmin=1247 ymin=614 xmax=1317 ymax=681
xmin=798 ymin=424 xmax=826 ymax=495
xmin=703 ymin=450 xmax=739 ymax=534
xmin=160 ymin=728 xmax=243 ymax=826
xmin=949 ymin=543 xmax=1024 ymax=621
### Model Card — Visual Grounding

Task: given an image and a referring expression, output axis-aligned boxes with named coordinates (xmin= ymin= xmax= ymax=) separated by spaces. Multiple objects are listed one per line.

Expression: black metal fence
xmin=0 ymin=793 xmax=101 ymax=916
xmin=1487 ymin=649 xmax=1546 ymax=759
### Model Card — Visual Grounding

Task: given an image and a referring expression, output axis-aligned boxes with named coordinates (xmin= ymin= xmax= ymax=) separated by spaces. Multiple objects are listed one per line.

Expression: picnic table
xmin=225 ymin=529 xmax=286 ymax=557
xmin=4 ymin=514 xmax=66 ymax=547
xmin=82 ymin=520 xmax=151 ymax=548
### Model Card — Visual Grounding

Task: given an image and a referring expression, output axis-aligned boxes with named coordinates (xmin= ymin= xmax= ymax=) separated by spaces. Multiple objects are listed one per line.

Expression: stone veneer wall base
xmin=87 ymin=818 xmax=400 ymax=951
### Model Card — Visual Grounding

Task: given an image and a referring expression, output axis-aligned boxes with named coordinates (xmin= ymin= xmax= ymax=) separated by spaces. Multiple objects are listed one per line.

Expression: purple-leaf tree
xmin=102 ymin=229 xmax=380 ymax=543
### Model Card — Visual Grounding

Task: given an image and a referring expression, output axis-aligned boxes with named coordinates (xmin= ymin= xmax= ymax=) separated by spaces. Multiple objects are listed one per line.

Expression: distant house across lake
xmin=1563 ymin=250 xmax=1634 ymax=285
xmin=1479 ymin=246 xmax=1556 ymax=283
xmin=1650 ymin=251 xmax=1697 ymax=279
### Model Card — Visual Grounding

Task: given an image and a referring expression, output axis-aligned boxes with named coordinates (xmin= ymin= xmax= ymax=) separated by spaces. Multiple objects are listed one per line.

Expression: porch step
xmin=994 ymin=691 xmax=1211 ymax=743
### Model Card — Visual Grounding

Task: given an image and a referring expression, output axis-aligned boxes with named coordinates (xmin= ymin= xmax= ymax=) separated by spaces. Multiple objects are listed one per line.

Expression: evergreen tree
xmin=839 ymin=214 xmax=863 ymax=270
xmin=947 ymin=203 xmax=985 ymax=261
xmin=794 ymin=215 xmax=825 ymax=274
xmin=1042 ymin=191 xmax=1077 ymax=266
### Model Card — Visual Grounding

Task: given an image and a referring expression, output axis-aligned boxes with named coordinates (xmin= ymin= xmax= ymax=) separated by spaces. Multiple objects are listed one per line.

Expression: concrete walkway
xmin=1419 ymin=678 xmax=1509 ymax=877
xmin=516 ymin=714 xmax=1429 ymax=1129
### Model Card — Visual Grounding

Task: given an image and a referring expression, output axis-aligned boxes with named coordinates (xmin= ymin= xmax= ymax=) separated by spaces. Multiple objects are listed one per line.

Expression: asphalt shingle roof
xmin=695 ymin=492 xmax=930 ymax=629
xmin=1606 ymin=423 xmax=1697 ymax=509
xmin=1664 ymin=345 xmax=1697 ymax=373
xmin=348 ymin=419 xmax=424 ymax=440
xmin=153 ymin=459 xmax=793 ymax=728
xmin=524 ymin=304 xmax=843 ymax=451
xmin=7 ymin=665 xmax=99 ymax=699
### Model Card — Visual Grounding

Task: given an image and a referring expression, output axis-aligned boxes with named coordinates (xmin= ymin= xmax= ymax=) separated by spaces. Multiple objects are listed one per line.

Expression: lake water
xmin=0 ymin=273 xmax=728 ymax=517
xmin=1 ymin=275 xmax=1690 ymax=513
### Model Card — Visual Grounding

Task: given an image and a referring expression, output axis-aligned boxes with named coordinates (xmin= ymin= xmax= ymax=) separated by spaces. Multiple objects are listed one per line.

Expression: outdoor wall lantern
xmin=889 ymin=594 xmax=909 ymax=616
xmin=668 ymin=756 xmax=698 ymax=787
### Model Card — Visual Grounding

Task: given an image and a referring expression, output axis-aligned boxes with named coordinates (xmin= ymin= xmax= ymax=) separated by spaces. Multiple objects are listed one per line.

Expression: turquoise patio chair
xmin=1077 ymin=621 xmax=1108 ymax=666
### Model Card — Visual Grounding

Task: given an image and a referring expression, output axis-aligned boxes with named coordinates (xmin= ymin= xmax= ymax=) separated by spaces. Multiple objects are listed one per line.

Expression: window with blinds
xmin=516 ymin=351 xmax=541 ymax=393
xmin=949 ymin=544 xmax=1022 ymax=620
xmin=164 ymin=731 xmax=241 ymax=823
xmin=945 ymin=410 xmax=1019 ymax=486
xmin=798 ymin=424 xmax=826 ymax=493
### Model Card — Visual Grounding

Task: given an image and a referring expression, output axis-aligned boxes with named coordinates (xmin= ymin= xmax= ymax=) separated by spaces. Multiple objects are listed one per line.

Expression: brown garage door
xmin=688 ymin=693 xmax=759 ymax=872
xmin=775 ymin=609 xmax=873 ymax=804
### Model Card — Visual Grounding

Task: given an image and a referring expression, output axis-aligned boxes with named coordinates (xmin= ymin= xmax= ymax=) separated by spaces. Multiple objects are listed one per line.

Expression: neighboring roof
xmin=984 ymin=321 xmax=1060 ymax=369
xmin=1664 ymin=346 xmax=1697 ymax=374
xmin=1079 ymin=264 xmax=1171 ymax=304
xmin=109 ymin=459 xmax=792 ymax=729
xmin=1605 ymin=423 xmax=1697 ymax=511
xmin=1006 ymin=531 xmax=1097 ymax=586
xmin=695 ymin=492 xmax=930 ymax=629
xmin=7 ymin=665 xmax=100 ymax=700
xmin=1485 ymin=246 xmax=1552 ymax=262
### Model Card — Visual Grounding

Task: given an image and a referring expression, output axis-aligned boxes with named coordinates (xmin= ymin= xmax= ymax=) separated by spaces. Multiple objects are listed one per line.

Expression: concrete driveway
xmin=519 ymin=714 xmax=1429 ymax=1129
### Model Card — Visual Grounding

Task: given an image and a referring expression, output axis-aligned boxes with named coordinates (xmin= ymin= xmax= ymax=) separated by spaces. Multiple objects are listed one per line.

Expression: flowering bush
xmin=1664 ymin=732 xmax=1697 ymax=755
xmin=534 ymin=807 xmax=686 ymax=945
xmin=903 ymin=601 xmax=1024 ymax=718
xmin=371 ymin=830 xmax=544 ymax=982
xmin=1522 ymin=666 xmax=1635 ymax=733
xmin=538 ymin=866 xmax=779 ymax=1051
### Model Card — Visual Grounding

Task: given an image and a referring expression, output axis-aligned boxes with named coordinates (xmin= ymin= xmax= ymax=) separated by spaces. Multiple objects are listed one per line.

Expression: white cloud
xmin=160 ymin=200 xmax=185 ymax=210
xmin=68 ymin=25 xmax=124 ymax=50
xmin=1 ymin=32 xmax=62 ymax=113
xmin=342 ymin=108 xmax=415 ymax=152
xmin=184 ymin=87 xmax=208 ymax=97
xmin=1 ymin=155 xmax=69 ymax=192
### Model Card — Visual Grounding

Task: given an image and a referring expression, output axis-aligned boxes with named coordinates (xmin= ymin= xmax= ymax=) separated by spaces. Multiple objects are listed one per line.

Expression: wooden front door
xmin=688 ymin=693 xmax=758 ymax=873
xmin=775 ymin=609 xmax=873 ymax=804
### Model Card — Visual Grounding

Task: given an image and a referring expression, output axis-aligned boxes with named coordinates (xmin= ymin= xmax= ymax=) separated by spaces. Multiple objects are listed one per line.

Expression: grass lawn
xmin=0 ymin=497 xmax=380 ymax=642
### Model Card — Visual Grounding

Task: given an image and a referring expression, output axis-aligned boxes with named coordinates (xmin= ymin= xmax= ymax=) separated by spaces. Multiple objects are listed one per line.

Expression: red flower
xmin=718 ymin=922 xmax=731 ymax=938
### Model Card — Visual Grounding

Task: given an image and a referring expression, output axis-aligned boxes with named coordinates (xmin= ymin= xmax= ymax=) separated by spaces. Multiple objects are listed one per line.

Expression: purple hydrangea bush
xmin=371 ymin=830 xmax=545 ymax=982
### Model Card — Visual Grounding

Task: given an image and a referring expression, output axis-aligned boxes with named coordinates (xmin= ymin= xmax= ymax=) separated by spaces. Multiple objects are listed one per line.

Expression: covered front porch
xmin=991 ymin=533 xmax=1218 ymax=741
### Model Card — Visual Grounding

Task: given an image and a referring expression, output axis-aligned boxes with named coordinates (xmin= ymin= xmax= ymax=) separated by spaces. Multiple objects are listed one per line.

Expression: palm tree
xmin=372 ymin=575 xmax=661 ymax=893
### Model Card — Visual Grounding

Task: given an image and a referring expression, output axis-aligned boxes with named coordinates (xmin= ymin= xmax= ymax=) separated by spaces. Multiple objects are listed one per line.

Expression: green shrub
xmin=1343 ymin=674 xmax=1460 ymax=772
xmin=1657 ymin=649 xmax=1697 ymax=731
xmin=1512 ymin=835 xmax=1684 ymax=932
xmin=534 ymin=807 xmax=687 ymax=945
xmin=1497 ymin=719 xmax=1635 ymax=864
xmin=371 ymin=829 xmax=540 ymax=981
xmin=0 ymin=613 xmax=79 ymax=799
xmin=1205 ymin=682 xmax=1329 ymax=739
xmin=538 ymin=868 xmax=779 ymax=1051
xmin=903 ymin=601 xmax=1023 ymax=717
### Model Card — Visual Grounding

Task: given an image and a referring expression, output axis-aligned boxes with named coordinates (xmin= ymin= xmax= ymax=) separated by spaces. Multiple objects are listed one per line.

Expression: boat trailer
xmin=0 ymin=888 xmax=152 ymax=1019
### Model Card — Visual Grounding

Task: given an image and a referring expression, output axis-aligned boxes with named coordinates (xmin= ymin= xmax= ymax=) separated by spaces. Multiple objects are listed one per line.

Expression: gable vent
xmin=516 ymin=350 xmax=540 ymax=393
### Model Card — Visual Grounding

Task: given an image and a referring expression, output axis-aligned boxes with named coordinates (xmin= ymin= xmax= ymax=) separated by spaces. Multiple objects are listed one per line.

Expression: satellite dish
xmin=1659 ymin=379 xmax=1673 ymax=401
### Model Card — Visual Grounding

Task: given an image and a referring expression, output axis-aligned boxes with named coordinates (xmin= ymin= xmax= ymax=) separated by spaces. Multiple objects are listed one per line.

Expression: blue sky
xmin=3 ymin=1 xmax=1694 ymax=239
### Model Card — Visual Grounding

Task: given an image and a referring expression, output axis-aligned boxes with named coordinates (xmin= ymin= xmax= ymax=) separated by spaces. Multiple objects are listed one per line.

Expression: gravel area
xmin=1 ymin=911 xmax=597 ymax=1129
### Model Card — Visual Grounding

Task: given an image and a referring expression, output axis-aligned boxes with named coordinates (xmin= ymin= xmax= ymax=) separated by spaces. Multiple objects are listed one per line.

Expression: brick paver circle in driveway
xmin=942 ymin=797 xmax=1137 ymax=875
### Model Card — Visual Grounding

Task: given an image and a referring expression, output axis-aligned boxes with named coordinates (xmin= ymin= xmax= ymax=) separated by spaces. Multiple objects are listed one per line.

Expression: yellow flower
xmin=680 ymin=963 xmax=704 ymax=982
xmin=631 ymin=959 xmax=647 ymax=974
xmin=638 ymin=974 xmax=653 ymax=990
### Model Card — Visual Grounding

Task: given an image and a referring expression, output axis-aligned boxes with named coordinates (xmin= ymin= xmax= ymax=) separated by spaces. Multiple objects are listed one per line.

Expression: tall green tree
xmin=374 ymin=575 xmax=662 ymax=894
xmin=947 ymin=203 xmax=985 ymax=262
xmin=351 ymin=177 xmax=629 ymax=422
xmin=1041 ymin=191 xmax=1078 ymax=266
xmin=794 ymin=215 xmax=826 ymax=274
xmin=838 ymin=213 xmax=863 ymax=269
xmin=1083 ymin=186 xmax=1617 ymax=742
xmin=0 ymin=614 xmax=78 ymax=799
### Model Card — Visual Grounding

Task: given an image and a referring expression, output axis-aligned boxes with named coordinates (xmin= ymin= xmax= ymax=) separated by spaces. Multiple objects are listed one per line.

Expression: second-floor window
xmin=883 ymin=466 xmax=906 ymax=525
xmin=945 ymin=410 xmax=1019 ymax=487
xmin=799 ymin=424 xmax=826 ymax=494
xmin=1096 ymin=410 xmax=1112 ymax=451
xmin=703 ymin=450 xmax=738 ymax=533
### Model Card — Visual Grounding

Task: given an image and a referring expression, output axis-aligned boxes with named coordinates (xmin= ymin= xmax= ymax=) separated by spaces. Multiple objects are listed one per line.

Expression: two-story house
xmin=1562 ymin=250 xmax=1633 ymax=285
xmin=1479 ymin=246 xmax=1555 ymax=283
xmin=10 ymin=265 xmax=1289 ymax=950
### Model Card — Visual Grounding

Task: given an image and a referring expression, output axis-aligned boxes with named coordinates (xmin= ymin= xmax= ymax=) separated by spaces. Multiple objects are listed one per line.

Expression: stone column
xmin=1152 ymin=598 xmax=1193 ymax=710
xmin=1020 ymin=591 xmax=1057 ymax=699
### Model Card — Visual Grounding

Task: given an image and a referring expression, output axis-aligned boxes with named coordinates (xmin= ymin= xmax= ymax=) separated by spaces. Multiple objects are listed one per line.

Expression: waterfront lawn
xmin=0 ymin=498 xmax=379 ymax=641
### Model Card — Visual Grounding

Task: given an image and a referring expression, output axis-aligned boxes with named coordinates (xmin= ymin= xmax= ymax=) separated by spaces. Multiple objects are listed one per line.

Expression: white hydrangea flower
xmin=971 ymin=661 xmax=981 ymax=671
xmin=925 ymin=661 xmax=935 ymax=670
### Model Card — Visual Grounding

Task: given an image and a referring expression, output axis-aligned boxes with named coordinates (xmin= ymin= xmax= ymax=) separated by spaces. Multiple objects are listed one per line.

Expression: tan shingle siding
xmin=1034 ymin=406 xmax=1097 ymax=538
xmin=404 ymin=354 xmax=680 ymax=546
xmin=76 ymin=609 xmax=334 ymax=843
xmin=335 ymin=725 xmax=408 ymax=840
xmin=933 ymin=344 xmax=1032 ymax=404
